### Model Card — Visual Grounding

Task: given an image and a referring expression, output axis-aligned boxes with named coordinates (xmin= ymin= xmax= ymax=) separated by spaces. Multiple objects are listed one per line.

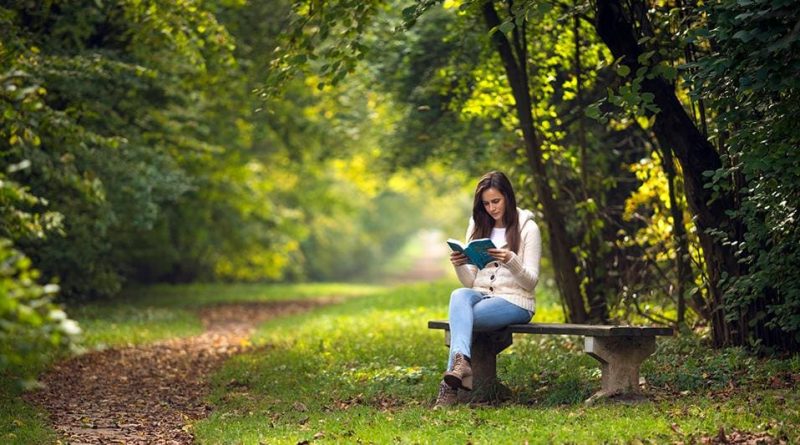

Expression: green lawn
xmin=3 ymin=280 xmax=798 ymax=444
xmin=70 ymin=282 xmax=386 ymax=350
xmin=192 ymin=281 xmax=799 ymax=444
xmin=0 ymin=374 xmax=57 ymax=445
xmin=122 ymin=282 xmax=388 ymax=308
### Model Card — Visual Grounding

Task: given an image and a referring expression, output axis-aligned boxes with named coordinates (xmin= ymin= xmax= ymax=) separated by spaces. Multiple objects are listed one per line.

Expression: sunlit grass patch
xmin=0 ymin=393 xmax=55 ymax=445
xmin=193 ymin=280 xmax=799 ymax=444
xmin=124 ymin=282 xmax=389 ymax=307
xmin=66 ymin=282 xmax=389 ymax=351
xmin=70 ymin=304 xmax=203 ymax=349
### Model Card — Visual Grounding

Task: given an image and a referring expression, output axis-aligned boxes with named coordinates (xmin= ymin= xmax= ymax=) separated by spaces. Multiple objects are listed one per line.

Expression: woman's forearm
xmin=505 ymin=222 xmax=541 ymax=291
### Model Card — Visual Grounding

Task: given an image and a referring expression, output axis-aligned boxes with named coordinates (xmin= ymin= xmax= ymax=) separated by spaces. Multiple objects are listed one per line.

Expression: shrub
xmin=0 ymin=238 xmax=79 ymax=382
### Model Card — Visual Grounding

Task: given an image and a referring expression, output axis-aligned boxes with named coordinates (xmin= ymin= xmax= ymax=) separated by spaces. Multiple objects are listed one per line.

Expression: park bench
xmin=428 ymin=320 xmax=673 ymax=404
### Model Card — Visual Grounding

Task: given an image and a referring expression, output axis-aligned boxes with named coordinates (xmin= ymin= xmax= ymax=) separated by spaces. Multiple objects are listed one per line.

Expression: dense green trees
xmin=2 ymin=0 xmax=238 ymax=297
xmin=1 ymin=0 xmax=437 ymax=291
xmin=0 ymin=0 xmax=453 ymax=376
xmin=273 ymin=0 xmax=798 ymax=351
xmin=689 ymin=0 xmax=800 ymax=350
xmin=1 ymin=0 xmax=797 ymax=376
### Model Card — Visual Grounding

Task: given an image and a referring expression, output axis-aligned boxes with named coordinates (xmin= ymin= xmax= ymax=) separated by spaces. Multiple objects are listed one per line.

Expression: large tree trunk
xmin=594 ymin=0 xmax=746 ymax=346
xmin=482 ymin=1 xmax=589 ymax=323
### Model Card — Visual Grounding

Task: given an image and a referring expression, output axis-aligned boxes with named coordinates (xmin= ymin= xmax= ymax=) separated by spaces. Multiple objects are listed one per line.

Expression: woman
xmin=435 ymin=171 xmax=541 ymax=407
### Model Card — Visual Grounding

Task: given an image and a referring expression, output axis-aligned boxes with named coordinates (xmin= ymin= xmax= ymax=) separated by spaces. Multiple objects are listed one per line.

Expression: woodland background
xmin=1 ymin=0 xmax=799 ymax=380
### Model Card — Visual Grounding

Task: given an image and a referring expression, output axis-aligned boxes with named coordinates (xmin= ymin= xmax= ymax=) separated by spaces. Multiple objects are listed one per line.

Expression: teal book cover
xmin=446 ymin=238 xmax=496 ymax=269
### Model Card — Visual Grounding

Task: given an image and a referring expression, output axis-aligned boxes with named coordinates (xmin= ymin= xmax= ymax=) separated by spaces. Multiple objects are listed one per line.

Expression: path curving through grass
xmin=26 ymin=299 xmax=336 ymax=444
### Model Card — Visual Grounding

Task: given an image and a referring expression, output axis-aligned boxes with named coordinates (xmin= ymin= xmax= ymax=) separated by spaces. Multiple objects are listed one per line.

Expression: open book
xmin=446 ymin=238 xmax=496 ymax=270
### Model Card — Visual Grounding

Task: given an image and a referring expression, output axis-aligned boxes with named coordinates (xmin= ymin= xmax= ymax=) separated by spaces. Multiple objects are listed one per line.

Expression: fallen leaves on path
xmin=26 ymin=299 xmax=335 ymax=444
xmin=694 ymin=425 xmax=789 ymax=444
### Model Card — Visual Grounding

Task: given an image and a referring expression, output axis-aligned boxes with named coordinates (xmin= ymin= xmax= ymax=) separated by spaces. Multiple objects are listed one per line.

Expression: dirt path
xmin=26 ymin=233 xmax=450 ymax=444
xmin=27 ymin=300 xmax=334 ymax=444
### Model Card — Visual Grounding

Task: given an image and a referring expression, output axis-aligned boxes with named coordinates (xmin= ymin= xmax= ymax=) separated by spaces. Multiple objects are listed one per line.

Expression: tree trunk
xmin=658 ymin=141 xmax=704 ymax=324
xmin=482 ymin=0 xmax=589 ymax=323
xmin=594 ymin=0 xmax=744 ymax=345
xmin=574 ymin=11 xmax=608 ymax=323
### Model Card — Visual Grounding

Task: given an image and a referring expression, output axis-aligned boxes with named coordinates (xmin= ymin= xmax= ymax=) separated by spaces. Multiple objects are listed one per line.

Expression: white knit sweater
xmin=454 ymin=208 xmax=542 ymax=313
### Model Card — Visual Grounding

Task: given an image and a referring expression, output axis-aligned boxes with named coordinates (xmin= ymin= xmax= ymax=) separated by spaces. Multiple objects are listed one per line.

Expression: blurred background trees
xmin=1 ymin=0 xmax=798 ymax=375
xmin=0 ymin=0 xmax=463 ymax=375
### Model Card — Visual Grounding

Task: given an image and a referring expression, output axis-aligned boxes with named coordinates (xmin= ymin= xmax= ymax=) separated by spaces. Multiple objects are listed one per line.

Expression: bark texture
xmin=482 ymin=0 xmax=590 ymax=323
xmin=594 ymin=0 xmax=757 ymax=347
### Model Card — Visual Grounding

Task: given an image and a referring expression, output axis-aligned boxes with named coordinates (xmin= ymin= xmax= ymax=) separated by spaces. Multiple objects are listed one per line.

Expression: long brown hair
xmin=470 ymin=171 xmax=521 ymax=253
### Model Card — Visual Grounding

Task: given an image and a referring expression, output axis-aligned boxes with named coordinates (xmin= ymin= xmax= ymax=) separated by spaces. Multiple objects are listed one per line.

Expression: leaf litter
xmin=25 ymin=299 xmax=336 ymax=444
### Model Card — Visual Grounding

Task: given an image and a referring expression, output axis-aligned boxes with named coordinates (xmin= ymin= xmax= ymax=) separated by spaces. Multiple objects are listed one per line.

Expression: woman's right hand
xmin=450 ymin=251 xmax=469 ymax=267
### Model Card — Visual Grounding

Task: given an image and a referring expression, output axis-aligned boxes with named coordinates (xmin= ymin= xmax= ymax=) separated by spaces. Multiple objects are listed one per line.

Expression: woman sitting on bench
xmin=436 ymin=170 xmax=542 ymax=407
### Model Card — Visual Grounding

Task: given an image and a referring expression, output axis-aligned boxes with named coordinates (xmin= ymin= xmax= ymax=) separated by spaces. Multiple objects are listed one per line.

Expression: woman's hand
xmin=450 ymin=251 xmax=469 ymax=267
xmin=487 ymin=248 xmax=514 ymax=264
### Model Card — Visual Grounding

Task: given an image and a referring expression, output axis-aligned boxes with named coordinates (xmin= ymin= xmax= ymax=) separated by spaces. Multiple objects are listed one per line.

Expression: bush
xmin=0 ymin=238 xmax=79 ymax=382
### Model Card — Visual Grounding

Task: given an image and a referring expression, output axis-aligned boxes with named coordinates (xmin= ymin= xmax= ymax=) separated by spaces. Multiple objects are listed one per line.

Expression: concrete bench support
xmin=444 ymin=329 xmax=513 ymax=402
xmin=584 ymin=335 xmax=656 ymax=403
xmin=430 ymin=321 xmax=671 ymax=404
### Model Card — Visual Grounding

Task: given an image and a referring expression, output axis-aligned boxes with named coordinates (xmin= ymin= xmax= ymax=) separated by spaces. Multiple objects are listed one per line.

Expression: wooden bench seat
xmin=428 ymin=320 xmax=673 ymax=404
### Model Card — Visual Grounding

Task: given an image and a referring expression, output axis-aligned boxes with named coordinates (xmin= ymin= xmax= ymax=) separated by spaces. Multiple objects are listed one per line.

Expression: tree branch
xmin=507 ymin=0 xmax=528 ymax=88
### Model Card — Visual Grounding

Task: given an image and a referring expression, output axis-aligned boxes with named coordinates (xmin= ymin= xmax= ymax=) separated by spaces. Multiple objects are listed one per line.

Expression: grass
xmin=122 ymin=282 xmax=388 ymax=308
xmin=69 ymin=304 xmax=203 ymax=349
xmin=1 ymin=281 xmax=389 ymax=444
xmin=4 ymin=279 xmax=799 ymax=444
xmin=192 ymin=280 xmax=800 ymax=444
xmin=0 ymin=372 xmax=57 ymax=445
xmin=72 ymin=282 xmax=388 ymax=349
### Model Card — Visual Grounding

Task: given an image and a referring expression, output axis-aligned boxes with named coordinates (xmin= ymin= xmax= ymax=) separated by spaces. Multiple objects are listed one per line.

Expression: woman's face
xmin=481 ymin=187 xmax=506 ymax=226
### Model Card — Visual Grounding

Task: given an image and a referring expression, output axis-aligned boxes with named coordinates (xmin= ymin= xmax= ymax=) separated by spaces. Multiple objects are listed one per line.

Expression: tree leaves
xmin=687 ymin=0 xmax=800 ymax=350
xmin=497 ymin=21 xmax=515 ymax=35
xmin=0 ymin=238 xmax=79 ymax=381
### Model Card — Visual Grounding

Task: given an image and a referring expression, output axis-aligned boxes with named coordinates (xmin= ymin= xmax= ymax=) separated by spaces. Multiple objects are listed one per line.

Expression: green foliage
xmin=0 ymin=70 xmax=80 ymax=381
xmin=690 ymin=0 xmax=800 ymax=347
xmin=1 ymin=0 xmax=437 ymax=304
xmin=262 ymin=0 xmax=382 ymax=94
xmin=0 ymin=238 xmax=79 ymax=379
xmin=367 ymin=5 xmax=502 ymax=170
xmin=0 ymin=1 xmax=224 ymax=297
xmin=646 ymin=334 xmax=800 ymax=393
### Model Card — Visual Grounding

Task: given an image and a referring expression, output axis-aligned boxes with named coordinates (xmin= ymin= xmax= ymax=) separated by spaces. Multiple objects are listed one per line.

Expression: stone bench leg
xmin=443 ymin=329 xmax=513 ymax=403
xmin=584 ymin=335 xmax=656 ymax=404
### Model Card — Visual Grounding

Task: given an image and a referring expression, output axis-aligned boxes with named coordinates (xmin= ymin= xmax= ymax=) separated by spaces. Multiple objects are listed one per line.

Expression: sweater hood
xmin=517 ymin=207 xmax=534 ymax=227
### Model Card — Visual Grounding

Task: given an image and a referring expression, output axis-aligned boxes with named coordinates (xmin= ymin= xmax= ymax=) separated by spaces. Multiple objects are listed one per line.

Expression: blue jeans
xmin=446 ymin=287 xmax=533 ymax=370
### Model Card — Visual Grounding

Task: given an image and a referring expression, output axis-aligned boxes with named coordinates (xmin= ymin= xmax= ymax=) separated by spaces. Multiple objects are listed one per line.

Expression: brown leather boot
xmin=443 ymin=353 xmax=473 ymax=390
xmin=433 ymin=380 xmax=458 ymax=408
